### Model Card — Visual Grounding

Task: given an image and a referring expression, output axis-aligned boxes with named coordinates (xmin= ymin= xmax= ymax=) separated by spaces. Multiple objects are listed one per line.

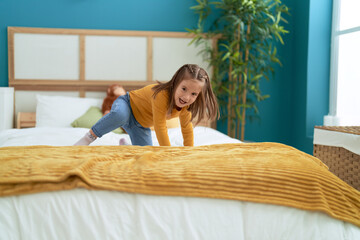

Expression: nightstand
xmin=313 ymin=126 xmax=360 ymax=191
xmin=16 ymin=112 xmax=36 ymax=129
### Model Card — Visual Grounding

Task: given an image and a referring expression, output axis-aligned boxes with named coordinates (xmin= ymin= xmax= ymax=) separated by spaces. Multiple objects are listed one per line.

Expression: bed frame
xmin=8 ymin=27 xmax=216 ymax=128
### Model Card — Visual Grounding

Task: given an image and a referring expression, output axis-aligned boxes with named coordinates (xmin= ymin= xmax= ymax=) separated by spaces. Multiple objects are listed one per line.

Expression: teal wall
xmin=290 ymin=0 xmax=332 ymax=153
xmin=0 ymin=0 xmax=332 ymax=154
xmin=0 ymin=0 xmax=201 ymax=87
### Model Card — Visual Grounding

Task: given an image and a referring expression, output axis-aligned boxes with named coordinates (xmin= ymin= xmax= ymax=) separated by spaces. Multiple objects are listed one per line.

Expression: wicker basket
xmin=313 ymin=126 xmax=360 ymax=191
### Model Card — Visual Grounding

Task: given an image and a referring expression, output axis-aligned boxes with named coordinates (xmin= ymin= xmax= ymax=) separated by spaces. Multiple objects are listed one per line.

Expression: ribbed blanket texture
xmin=0 ymin=143 xmax=359 ymax=227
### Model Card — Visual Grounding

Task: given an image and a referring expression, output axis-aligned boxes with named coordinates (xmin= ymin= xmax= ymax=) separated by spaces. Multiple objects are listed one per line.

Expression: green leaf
xmin=252 ymin=74 xmax=263 ymax=81
xmin=221 ymin=52 xmax=231 ymax=61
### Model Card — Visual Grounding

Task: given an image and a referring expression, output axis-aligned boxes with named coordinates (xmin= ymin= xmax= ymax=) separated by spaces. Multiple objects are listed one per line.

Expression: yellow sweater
xmin=130 ymin=84 xmax=193 ymax=146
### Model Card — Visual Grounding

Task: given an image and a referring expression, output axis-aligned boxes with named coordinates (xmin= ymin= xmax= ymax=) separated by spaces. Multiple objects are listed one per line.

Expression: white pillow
xmin=36 ymin=95 xmax=103 ymax=128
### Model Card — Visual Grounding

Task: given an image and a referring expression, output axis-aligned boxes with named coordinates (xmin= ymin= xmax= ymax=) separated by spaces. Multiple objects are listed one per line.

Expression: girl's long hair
xmin=152 ymin=64 xmax=219 ymax=125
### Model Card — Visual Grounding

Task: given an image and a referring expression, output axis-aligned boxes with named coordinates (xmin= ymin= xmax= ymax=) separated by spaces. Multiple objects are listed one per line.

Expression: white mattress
xmin=1 ymin=127 xmax=360 ymax=239
xmin=0 ymin=126 xmax=241 ymax=147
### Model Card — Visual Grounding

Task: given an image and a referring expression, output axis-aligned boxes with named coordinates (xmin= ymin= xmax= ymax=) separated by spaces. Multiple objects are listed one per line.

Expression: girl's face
xmin=174 ymin=79 xmax=204 ymax=108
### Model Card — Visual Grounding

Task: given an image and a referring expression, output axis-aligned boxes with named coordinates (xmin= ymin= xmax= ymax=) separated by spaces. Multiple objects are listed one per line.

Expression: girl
xmin=74 ymin=64 xmax=219 ymax=146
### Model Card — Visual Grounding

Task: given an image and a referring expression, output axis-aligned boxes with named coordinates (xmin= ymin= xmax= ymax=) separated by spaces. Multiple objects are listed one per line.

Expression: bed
xmin=1 ymin=27 xmax=359 ymax=240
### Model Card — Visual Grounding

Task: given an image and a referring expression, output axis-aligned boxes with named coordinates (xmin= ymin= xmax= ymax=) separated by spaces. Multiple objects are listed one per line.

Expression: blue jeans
xmin=91 ymin=93 xmax=153 ymax=146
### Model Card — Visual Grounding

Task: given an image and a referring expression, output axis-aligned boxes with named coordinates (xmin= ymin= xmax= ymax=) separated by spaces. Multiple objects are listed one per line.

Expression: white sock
xmin=119 ymin=138 xmax=130 ymax=145
xmin=74 ymin=132 xmax=97 ymax=146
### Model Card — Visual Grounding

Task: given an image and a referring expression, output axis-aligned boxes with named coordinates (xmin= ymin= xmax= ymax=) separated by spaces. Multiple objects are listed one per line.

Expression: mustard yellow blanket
xmin=0 ymin=143 xmax=359 ymax=227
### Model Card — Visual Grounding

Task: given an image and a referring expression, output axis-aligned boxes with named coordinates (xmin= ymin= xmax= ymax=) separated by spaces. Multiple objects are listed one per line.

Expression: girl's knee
xmin=108 ymin=110 xmax=128 ymax=122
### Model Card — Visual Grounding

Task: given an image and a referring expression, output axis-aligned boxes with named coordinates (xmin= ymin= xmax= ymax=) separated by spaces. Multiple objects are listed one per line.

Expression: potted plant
xmin=188 ymin=0 xmax=289 ymax=141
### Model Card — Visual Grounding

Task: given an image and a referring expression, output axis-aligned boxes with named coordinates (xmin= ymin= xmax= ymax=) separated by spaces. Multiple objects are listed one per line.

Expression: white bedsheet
xmin=1 ymin=127 xmax=359 ymax=239
xmin=0 ymin=126 xmax=241 ymax=147
xmin=1 ymin=189 xmax=359 ymax=240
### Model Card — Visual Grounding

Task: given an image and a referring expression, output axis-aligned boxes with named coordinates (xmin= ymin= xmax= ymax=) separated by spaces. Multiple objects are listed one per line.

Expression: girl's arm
xmin=179 ymin=110 xmax=194 ymax=146
xmin=152 ymin=96 xmax=172 ymax=146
